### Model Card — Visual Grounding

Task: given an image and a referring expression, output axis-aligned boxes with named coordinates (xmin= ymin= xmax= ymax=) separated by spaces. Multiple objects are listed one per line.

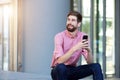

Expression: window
xmin=72 ymin=0 xmax=115 ymax=78
xmin=0 ymin=0 xmax=21 ymax=71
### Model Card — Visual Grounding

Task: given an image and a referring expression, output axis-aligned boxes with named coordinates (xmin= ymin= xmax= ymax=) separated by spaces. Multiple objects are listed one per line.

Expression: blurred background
xmin=0 ymin=0 xmax=120 ymax=79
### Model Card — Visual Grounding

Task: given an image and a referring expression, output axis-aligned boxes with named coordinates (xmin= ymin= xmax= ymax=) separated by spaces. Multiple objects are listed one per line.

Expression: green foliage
xmin=82 ymin=20 xmax=90 ymax=34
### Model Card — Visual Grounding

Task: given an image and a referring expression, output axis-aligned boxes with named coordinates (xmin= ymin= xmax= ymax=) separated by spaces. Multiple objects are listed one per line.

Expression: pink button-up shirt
xmin=51 ymin=30 xmax=89 ymax=67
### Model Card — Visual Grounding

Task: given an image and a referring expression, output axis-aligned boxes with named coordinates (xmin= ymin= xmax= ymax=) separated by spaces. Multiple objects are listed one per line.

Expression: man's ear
xmin=77 ymin=22 xmax=81 ymax=27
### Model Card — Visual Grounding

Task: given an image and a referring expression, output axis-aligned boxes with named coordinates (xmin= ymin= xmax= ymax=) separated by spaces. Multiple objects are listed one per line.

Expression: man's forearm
xmin=86 ymin=50 xmax=93 ymax=64
xmin=57 ymin=47 xmax=76 ymax=64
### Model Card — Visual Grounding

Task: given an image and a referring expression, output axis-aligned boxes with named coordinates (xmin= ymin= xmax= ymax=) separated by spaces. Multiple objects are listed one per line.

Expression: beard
xmin=66 ymin=24 xmax=77 ymax=32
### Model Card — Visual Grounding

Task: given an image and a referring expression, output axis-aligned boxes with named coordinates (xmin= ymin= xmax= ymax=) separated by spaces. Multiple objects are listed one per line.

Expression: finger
xmin=82 ymin=42 xmax=88 ymax=46
xmin=82 ymin=40 xmax=86 ymax=43
xmin=83 ymin=44 xmax=89 ymax=48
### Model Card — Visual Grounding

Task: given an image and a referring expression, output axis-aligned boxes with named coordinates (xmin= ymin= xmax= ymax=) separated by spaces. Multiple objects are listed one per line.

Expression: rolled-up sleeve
xmin=54 ymin=33 xmax=64 ymax=60
xmin=81 ymin=49 xmax=88 ymax=60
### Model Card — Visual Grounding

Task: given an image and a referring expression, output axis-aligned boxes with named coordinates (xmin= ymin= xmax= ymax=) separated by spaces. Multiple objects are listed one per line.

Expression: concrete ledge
xmin=0 ymin=71 xmax=119 ymax=80
xmin=0 ymin=71 xmax=51 ymax=80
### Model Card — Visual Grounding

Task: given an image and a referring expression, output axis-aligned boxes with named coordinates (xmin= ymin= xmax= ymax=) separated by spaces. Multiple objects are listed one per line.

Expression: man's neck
xmin=68 ymin=30 xmax=78 ymax=38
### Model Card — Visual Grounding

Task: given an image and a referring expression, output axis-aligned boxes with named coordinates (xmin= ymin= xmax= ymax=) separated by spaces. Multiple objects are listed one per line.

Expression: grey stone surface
xmin=0 ymin=71 xmax=51 ymax=80
xmin=0 ymin=71 xmax=119 ymax=80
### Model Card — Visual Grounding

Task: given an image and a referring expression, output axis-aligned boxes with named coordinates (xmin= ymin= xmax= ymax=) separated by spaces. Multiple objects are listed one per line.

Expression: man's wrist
xmin=71 ymin=47 xmax=77 ymax=52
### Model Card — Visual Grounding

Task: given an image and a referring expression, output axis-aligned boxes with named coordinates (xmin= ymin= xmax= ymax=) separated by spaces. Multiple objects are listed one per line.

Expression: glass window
xmin=0 ymin=7 xmax=3 ymax=70
xmin=0 ymin=5 xmax=10 ymax=71
xmin=0 ymin=0 xmax=19 ymax=71
xmin=106 ymin=0 xmax=115 ymax=77
xmin=72 ymin=0 xmax=115 ymax=78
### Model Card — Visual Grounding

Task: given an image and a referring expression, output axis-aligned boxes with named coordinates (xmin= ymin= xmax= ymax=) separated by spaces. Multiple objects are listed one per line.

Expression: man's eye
xmin=72 ymin=19 xmax=76 ymax=21
xmin=67 ymin=18 xmax=70 ymax=21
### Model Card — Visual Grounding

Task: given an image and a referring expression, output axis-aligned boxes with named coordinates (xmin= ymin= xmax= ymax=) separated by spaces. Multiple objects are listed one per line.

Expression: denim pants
xmin=51 ymin=63 xmax=104 ymax=80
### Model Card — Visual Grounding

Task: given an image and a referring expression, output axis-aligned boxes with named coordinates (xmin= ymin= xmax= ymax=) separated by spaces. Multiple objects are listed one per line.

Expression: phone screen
xmin=82 ymin=35 xmax=88 ymax=40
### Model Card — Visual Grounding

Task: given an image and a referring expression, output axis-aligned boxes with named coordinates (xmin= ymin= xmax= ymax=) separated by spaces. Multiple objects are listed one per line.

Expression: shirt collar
xmin=65 ymin=30 xmax=78 ymax=39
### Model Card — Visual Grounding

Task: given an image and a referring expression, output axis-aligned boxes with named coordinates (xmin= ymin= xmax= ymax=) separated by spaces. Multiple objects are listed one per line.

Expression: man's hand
xmin=73 ymin=40 xmax=93 ymax=64
xmin=73 ymin=40 xmax=89 ymax=51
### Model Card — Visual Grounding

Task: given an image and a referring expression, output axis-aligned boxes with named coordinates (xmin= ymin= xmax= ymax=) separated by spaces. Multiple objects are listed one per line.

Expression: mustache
xmin=67 ymin=24 xmax=74 ymax=27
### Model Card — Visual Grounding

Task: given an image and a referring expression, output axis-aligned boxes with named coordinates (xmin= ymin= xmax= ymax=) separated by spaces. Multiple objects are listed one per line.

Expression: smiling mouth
xmin=67 ymin=24 xmax=74 ymax=28
xmin=68 ymin=26 xmax=73 ymax=29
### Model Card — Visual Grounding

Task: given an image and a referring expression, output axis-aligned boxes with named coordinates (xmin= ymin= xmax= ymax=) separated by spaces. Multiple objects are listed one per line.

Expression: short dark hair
xmin=67 ymin=11 xmax=82 ymax=22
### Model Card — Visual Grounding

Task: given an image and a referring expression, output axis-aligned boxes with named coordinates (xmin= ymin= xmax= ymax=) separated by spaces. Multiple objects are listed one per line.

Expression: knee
xmin=55 ymin=63 xmax=67 ymax=72
xmin=95 ymin=63 xmax=101 ymax=69
xmin=93 ymin=63 xmax=101 ymax=68
xmin=91 ymin=63 xmax=102 ymax=71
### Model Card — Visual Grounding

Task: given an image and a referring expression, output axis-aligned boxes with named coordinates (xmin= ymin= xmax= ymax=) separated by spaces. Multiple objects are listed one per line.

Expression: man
xmin=51 ymin=11 xmax=103 ymax=80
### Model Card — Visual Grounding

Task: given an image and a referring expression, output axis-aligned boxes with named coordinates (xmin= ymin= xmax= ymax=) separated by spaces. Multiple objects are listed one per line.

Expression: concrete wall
xmin=21 ymin=0 xmax=70 ymax=77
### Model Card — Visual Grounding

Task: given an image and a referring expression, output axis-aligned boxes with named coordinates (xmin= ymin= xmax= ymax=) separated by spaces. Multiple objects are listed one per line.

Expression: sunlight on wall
xmin=0 ymin=0 xmax=11 ymax=4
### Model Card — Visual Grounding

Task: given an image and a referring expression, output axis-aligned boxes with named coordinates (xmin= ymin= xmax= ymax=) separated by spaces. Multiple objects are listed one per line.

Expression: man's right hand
xmin=73 ymin=40 xmax=89 ymax=51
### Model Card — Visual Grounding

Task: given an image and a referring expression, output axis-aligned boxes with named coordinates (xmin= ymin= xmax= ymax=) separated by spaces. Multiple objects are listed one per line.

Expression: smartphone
xmin=82 ymin=35 xmax=88 ymax=40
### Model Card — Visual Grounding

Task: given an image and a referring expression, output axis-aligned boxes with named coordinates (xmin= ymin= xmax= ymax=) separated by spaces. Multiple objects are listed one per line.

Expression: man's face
xmin=66 ymin=15 xmax=79 ymax=32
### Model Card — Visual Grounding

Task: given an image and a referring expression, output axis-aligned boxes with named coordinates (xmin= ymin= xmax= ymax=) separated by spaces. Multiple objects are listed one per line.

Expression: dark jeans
xmin=51 ymin=63 xmax=104 ymax=80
